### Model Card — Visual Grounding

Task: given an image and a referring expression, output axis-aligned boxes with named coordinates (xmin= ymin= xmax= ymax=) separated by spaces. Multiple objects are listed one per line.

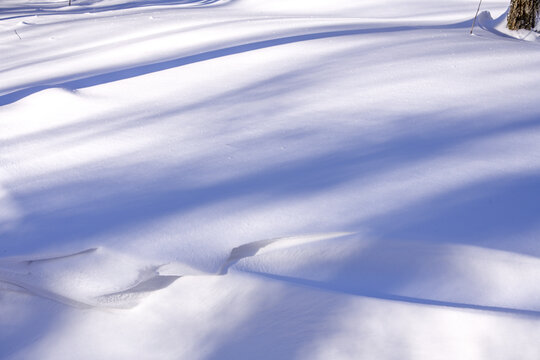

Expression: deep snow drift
xmin=1 ymin=0 xmax=540 ymax=359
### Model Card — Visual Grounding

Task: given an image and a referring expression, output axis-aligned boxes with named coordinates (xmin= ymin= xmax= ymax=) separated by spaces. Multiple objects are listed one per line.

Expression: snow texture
xmin=1 ymin=0 xmax=540 ymax=359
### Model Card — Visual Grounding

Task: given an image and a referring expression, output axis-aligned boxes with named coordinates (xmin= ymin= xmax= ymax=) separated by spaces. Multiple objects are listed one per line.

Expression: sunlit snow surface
xmin=1 ymin=0 xmax=540 ymax=359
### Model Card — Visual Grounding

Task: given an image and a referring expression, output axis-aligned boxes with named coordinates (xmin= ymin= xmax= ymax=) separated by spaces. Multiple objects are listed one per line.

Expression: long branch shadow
xmin=246 ymin=271 xmax=540 ymax=317
xmin=0 ymin=20 xmax=471 ymax=106
xmin=0 ymin=0 xmax=229 ymax=21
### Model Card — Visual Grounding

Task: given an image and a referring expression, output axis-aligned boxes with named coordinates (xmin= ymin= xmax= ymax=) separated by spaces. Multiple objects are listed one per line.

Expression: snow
xmin=1 ymin=0 xmax=540 ymax=358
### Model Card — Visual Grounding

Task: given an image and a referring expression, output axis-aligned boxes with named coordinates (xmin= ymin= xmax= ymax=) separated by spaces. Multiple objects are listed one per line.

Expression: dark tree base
xmin=508 ymin=0 xmax=540 ymax=30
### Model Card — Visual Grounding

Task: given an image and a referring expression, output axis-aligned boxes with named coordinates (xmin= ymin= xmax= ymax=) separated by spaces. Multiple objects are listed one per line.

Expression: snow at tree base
xmin=1 ymin=0 xmax=540 ymax=358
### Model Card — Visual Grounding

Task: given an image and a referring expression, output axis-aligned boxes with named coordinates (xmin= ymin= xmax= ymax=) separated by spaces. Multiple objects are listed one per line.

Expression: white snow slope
xmin=1 ymin=0 xmax=540 ymax=358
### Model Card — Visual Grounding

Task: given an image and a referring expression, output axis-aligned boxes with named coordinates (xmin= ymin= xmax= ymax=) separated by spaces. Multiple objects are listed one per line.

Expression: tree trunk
xmin=507 ymin=0 xmax=540 ymax=30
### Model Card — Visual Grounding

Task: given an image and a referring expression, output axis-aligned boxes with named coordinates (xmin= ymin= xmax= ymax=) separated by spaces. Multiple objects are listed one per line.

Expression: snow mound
xmin=2 ymin=0 xmax=540 ymax=358
xmin=0 ymin=247 xmax=186 ymax=308
xmin=477 ymin=10 xmax=540 ymax=41
xmin=0 ymin=233 xmax=350 ymax=308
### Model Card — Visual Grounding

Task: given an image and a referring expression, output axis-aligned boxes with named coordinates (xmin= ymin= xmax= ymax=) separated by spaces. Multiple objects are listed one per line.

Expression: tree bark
xmin=507 ymin=0 xmax=540 ymax=30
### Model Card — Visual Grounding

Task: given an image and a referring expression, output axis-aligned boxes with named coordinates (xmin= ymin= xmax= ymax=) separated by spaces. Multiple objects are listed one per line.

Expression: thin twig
xmin=14 ymin=29 xmax=22 ymax=40
xmin=470 ymin=0 xmax=483 ymax=34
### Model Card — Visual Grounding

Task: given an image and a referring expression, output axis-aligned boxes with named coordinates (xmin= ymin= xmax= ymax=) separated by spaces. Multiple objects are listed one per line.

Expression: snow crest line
xmin=218 ymin=232 xmax=352 ymax=275
xmin=6 ymin=232 xmax=536 ymax=318
xmin=0 ymin=233 xmax=349 ymax=309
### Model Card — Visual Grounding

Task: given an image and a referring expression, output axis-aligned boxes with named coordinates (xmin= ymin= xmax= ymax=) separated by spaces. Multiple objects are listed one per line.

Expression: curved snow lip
xmin=477 ymin=10 xmax=540 ymax=41
xmin=93 ymin=266 xmax=182 ymax=309
xmin=0 ymin=247 xmax=184 ymax=309
xmin=0 ymin=233 xmax=351 ymax=309
xmin=3 ymin=232 xmax=538 ymax=318
xmin=218 ymin=232 xmax=352 ymax=275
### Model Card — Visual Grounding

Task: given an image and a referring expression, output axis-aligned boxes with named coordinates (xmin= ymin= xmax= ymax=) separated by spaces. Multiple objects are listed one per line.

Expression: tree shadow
xmin=0 ymin=0 xmax=230 ymax=21
xmin=1 ymin=109 xmax=538 ymax=359
xmin=2 ymin=15 xmax=540 ymax=356
xmin=0 ymin=19 xmax=473 ymax=106
xmin=0 ymin=291 xmax=66 ymax=359
xmin=362 ymin=174 xmax=540 ymax=254
xmin=3 ymin=71 xmax=540 ymax=252
xmin=244 ymin=271 xmax=540 ymax=318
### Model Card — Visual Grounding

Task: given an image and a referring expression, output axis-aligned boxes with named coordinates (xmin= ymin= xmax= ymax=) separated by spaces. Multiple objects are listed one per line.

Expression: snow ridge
xmin=0 ymin=233 xmax=348 ymax=308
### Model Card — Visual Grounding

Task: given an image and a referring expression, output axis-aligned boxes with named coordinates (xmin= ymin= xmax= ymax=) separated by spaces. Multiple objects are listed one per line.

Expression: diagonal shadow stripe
xmin=0 ymin=20 xmax=470 ymax=106
xmin=0 ymin=0 xmax=229 ymax=21
xmin=245 ymin=271 xmax=540 ymax=318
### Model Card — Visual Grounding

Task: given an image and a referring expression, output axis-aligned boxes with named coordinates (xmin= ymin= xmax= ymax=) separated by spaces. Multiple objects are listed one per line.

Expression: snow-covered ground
xmin=1 ymin=0 xmax=540 ymax=358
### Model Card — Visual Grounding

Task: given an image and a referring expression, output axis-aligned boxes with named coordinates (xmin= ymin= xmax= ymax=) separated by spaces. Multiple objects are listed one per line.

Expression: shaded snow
xmin=1 ymin=0 xmax=540 ymax=359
